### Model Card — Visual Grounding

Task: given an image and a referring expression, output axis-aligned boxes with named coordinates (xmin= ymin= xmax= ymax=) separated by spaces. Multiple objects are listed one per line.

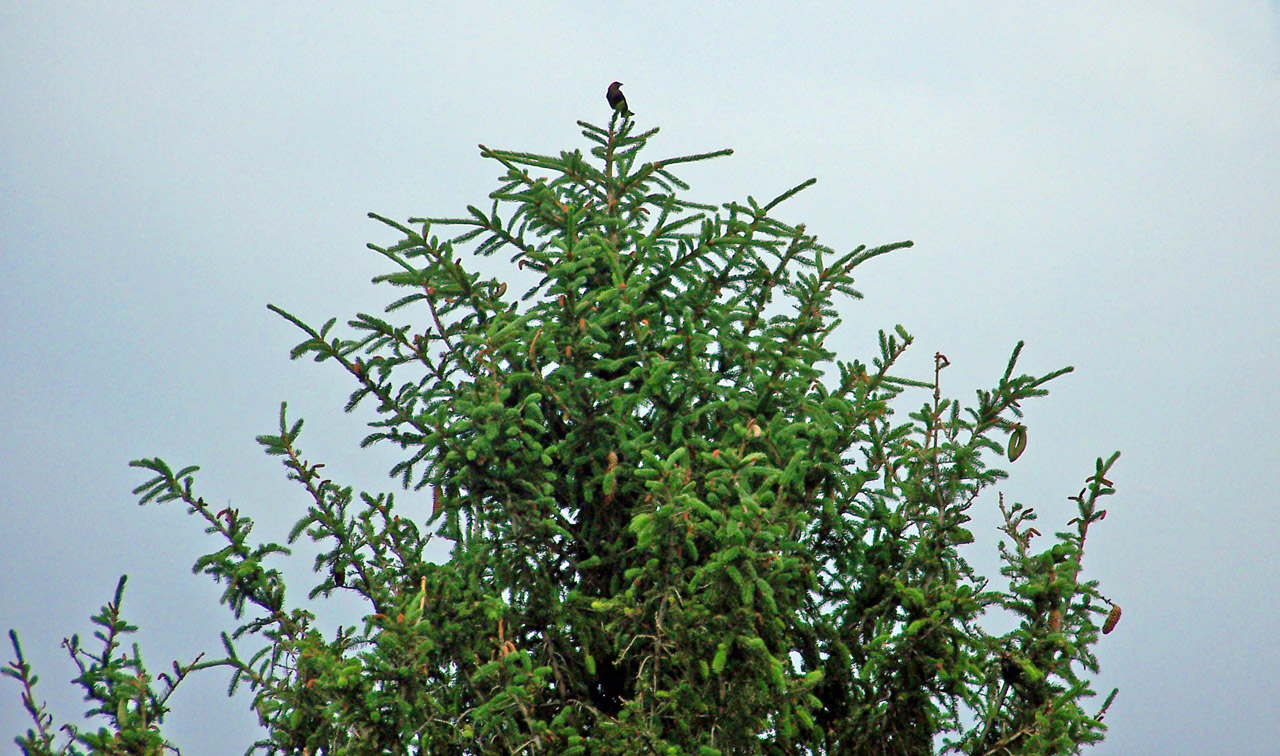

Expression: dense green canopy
xmin=8 ymin=117 xmax=1121 ymax=756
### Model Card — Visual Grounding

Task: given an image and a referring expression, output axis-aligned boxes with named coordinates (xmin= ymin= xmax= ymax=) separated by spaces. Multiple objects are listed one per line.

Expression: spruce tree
xmin=7 ymin=112 xmax=1122 ymax=756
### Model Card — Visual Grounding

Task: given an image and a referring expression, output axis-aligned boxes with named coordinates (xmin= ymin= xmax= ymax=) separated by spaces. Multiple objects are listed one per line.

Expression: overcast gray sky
xmin=3 ymin=3 xmax=1278 ymax=754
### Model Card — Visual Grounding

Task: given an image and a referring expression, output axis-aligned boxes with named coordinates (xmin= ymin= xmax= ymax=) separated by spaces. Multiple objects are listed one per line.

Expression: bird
xmin=606 ymin=81 xmax=632 ymax=118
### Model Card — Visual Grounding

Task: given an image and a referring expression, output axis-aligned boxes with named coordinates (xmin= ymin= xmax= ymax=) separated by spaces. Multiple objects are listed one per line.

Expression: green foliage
xmin=7 ymin=116 xmax=1122 ymax=755
xmin=3 ymin=578 xmax=215 ymax=755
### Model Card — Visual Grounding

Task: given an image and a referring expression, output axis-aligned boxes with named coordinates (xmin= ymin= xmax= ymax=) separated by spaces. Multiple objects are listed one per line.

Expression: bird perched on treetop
xmin=607 ymin=81 xmax=632 ymax=118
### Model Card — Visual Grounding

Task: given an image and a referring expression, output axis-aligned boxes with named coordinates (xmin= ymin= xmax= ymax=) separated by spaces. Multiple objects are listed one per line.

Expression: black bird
xmin=607 ymin=81 xmax=632 ymax=118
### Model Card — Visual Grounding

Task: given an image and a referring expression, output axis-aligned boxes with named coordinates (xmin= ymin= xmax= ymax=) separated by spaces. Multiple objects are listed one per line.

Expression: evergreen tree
xmin=6 ymin=113 xmax=1122 ymax=756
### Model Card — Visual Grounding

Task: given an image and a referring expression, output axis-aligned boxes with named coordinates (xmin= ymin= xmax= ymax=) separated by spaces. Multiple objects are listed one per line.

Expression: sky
xmin=2 ymin=3 xmax=1278 ymax=754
